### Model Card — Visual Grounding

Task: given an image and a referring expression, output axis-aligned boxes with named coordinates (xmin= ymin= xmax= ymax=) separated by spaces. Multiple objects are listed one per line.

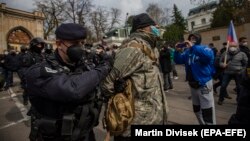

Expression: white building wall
xmin=187 ymin=9 xmax=216 ymax=32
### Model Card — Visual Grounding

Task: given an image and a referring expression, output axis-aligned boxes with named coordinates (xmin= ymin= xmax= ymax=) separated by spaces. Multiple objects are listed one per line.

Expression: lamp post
xmin=125 ymin=12 xmax=129 ymax=38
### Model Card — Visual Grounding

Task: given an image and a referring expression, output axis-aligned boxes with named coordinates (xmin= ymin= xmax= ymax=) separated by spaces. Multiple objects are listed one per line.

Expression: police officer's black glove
xmin=98 ymin=52 xmax=114 ymax=68
xmin=114 ymin=78 xmax=127 ymax=93
xmin=94 ymin=53 xmax=114 ymax=79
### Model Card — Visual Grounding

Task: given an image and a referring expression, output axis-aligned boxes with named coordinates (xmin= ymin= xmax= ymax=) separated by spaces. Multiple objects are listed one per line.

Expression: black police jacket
xmin=25 ymin=50 xmax=110 ymax=118
xmin=21 ymin=51 xmax=44 ymax=68
xmin=4 ymin=53 xmax=20 ymax=71
xmin=229 ymin=78 xmax=250 ymax=124
xmin=159 ymin=48 xmax=172 ymax=73
xmin=18 ymin=51 xmax=44 ymax=82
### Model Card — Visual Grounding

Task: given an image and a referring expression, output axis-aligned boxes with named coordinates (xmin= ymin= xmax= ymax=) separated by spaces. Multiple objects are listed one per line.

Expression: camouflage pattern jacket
xmin=101 ymin=32 xmax=169 ymax=136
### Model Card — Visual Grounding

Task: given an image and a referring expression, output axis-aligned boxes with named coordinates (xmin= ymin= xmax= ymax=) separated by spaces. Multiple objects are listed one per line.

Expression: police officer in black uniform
xmin=17 ymin=45 xmax=28 ymax=102
xmin=27 ymin=37 xmax=46 ymax=64
xmin=19 ymin=37 xmax=46 ymax=105
xmin=25 ymin=23 xmax=112 ymax=141
xmin=228 ymin=69 xmax=250 ymax=124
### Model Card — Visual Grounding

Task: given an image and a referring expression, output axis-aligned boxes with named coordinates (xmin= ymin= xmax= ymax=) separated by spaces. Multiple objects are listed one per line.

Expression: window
xmin=8 ymin=29 xmax=31 ymax=44
xmin=191 ymin=21 xmax=195 ymax=29
xmin=212 ymin=36 xmax=220 ymax=41
xmin=201 ymin=18 xmax=206 ymax=24
xmin=119 ymin=29 xmax=125 ymax=37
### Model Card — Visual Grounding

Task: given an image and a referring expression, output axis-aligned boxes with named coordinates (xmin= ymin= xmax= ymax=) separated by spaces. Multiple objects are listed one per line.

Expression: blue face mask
xmin=150 ymin=26 xmax=160 ymax=37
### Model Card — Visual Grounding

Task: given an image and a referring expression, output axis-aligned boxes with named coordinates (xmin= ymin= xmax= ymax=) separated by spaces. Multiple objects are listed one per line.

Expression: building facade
xmin=103 ymin=27 xmax=132 ymax=46
xmin=104 ymin=26 xmax=165 ymax=47
xmin=187 ymin=1 xmax=218 ymax=32
xmin=0 ymin=3 xmax=44 ymax=52
xmin=184 ymin=22 xmax=250 ymax=50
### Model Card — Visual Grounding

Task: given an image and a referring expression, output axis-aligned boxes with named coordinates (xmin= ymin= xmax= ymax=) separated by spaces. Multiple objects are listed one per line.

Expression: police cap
xmin=30 ymin=37 xmax=46 ymax=47
xmin=55 ymin=23 xmax=87 ymax=40
xmin=20 ymin=45 xmax=27 ymax=50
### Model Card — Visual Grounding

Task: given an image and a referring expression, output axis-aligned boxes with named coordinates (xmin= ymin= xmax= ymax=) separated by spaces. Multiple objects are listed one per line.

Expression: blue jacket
xmin=174 ymin=45 xmax=215 ymax=86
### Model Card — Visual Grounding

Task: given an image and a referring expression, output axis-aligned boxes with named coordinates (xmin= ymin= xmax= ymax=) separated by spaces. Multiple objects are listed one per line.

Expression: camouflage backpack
xmin=104 ymin=39 xmax=157 ymax=140
xmin=104 ymin=79 xmax=134 ymax=137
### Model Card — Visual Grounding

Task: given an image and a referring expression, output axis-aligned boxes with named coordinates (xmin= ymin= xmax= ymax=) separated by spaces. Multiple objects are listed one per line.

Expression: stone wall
xmin=0 ymin=3 xmax=44 ymax=52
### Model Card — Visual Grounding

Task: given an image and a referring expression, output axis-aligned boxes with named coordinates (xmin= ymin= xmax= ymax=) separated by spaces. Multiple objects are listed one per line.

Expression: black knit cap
xmin=55 ymin=23 xmax=87 ymax=40
xmin=131 ymin=13 xmax=156 ymax=33
xmin=188 ymin=33 xmax=202 ymax=45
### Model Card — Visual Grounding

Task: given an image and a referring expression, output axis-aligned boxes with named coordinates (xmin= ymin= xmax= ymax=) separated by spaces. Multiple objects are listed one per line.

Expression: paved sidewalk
xmin=167 ymin=65 xmax=237 ymax=125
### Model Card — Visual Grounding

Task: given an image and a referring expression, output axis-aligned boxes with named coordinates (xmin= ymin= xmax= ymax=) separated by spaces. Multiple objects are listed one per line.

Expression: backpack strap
xmin=71 ymin=105 xmax=90 ymax=141
xmin=128 ymin=40 xmax=157 ymax=62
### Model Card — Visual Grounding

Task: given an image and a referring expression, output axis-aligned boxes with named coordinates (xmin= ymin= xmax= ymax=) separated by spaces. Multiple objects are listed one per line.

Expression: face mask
xmin=229 ymin=47 xmax=237 ymax=52
xmin=66 ymin=45 xmax=84 ymax=63
xmin=243 ymin=42 xmax=248 ymax=46
xmin=33 ymin=47 xmax=43 ymax=54
xmin=86 ymin=49 xmax=91 ymax=53
xmin=45 ymin=49 xmax=52 ymax=54
xmin=189 ymin=40 xmax=196 ymax=46
xmin=150 ymin=26 xmax=160 ymax=37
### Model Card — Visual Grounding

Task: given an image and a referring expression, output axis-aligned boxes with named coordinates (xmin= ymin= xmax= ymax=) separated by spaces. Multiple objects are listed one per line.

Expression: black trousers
xmin=35 ymin=130 xmax=96 ymax=141
xmin=114 ymin=136 xmax=131 ymax=141
xmin=163 ymin=72 xmax=173 ymax=90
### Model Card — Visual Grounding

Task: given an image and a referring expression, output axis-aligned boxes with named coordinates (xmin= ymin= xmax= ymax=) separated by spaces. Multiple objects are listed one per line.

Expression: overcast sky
xmin=1 ymin=0 xmax=196 ymax=24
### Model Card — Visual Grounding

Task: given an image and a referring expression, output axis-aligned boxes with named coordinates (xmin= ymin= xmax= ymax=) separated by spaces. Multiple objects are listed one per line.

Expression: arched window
xmin=7 ymin=27 xmax=32 ymax=44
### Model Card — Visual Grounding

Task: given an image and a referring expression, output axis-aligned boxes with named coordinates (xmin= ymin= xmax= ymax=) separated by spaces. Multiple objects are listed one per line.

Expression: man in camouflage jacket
xmin=101 ymin=13 xmax=169 ymax=141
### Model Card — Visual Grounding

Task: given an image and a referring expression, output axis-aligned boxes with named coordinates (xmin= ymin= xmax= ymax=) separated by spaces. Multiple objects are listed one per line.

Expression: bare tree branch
xmin=108 ymin=8 xmax=121 ymax=31
xmin=90 ymin=11 xmax=101 ymax=40
xmin=146 ymin=3 xmax=168 ymax=26
xmin=90 ymin=7 xmax=120 ymax=40
xmin=36 ymin=0 xmax=66 ymax=39
xmin=66 ymin=0 xmax=92 ymax=26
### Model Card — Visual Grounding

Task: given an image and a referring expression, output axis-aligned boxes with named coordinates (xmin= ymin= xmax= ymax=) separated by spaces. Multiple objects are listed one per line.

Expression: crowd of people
xmin=0 ymin=12 xmax=249 ymax=141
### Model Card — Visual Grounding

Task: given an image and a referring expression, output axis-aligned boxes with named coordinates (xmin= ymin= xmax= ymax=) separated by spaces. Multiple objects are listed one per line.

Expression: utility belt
xmin=188 ymin=81 xmax=201 ymax=89
xmin=29 ymin=116 xmax=60 ymax=141
xmin=29 ymin=101 xmax=102 ymax=141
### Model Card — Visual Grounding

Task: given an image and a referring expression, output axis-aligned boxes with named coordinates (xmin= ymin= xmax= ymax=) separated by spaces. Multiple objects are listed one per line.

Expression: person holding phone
xmin=174 ymin=33 xmax=216 ymax=125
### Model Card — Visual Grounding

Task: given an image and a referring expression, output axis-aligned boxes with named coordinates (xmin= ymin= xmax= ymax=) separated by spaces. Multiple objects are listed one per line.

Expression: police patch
xmin=45 ymin=67 xmax=58 ymax=73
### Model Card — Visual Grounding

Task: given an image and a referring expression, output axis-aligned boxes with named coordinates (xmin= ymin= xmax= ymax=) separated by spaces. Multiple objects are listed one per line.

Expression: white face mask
xmin=86 ymin=49 xmax=91 ymax=53
xmin=243 ymin=42 xmax=248 ymax=46
xmin=189 ymin=40 xmax=196 ymax=46
xmin=229 ymin=47 xmax=237 ymax=52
